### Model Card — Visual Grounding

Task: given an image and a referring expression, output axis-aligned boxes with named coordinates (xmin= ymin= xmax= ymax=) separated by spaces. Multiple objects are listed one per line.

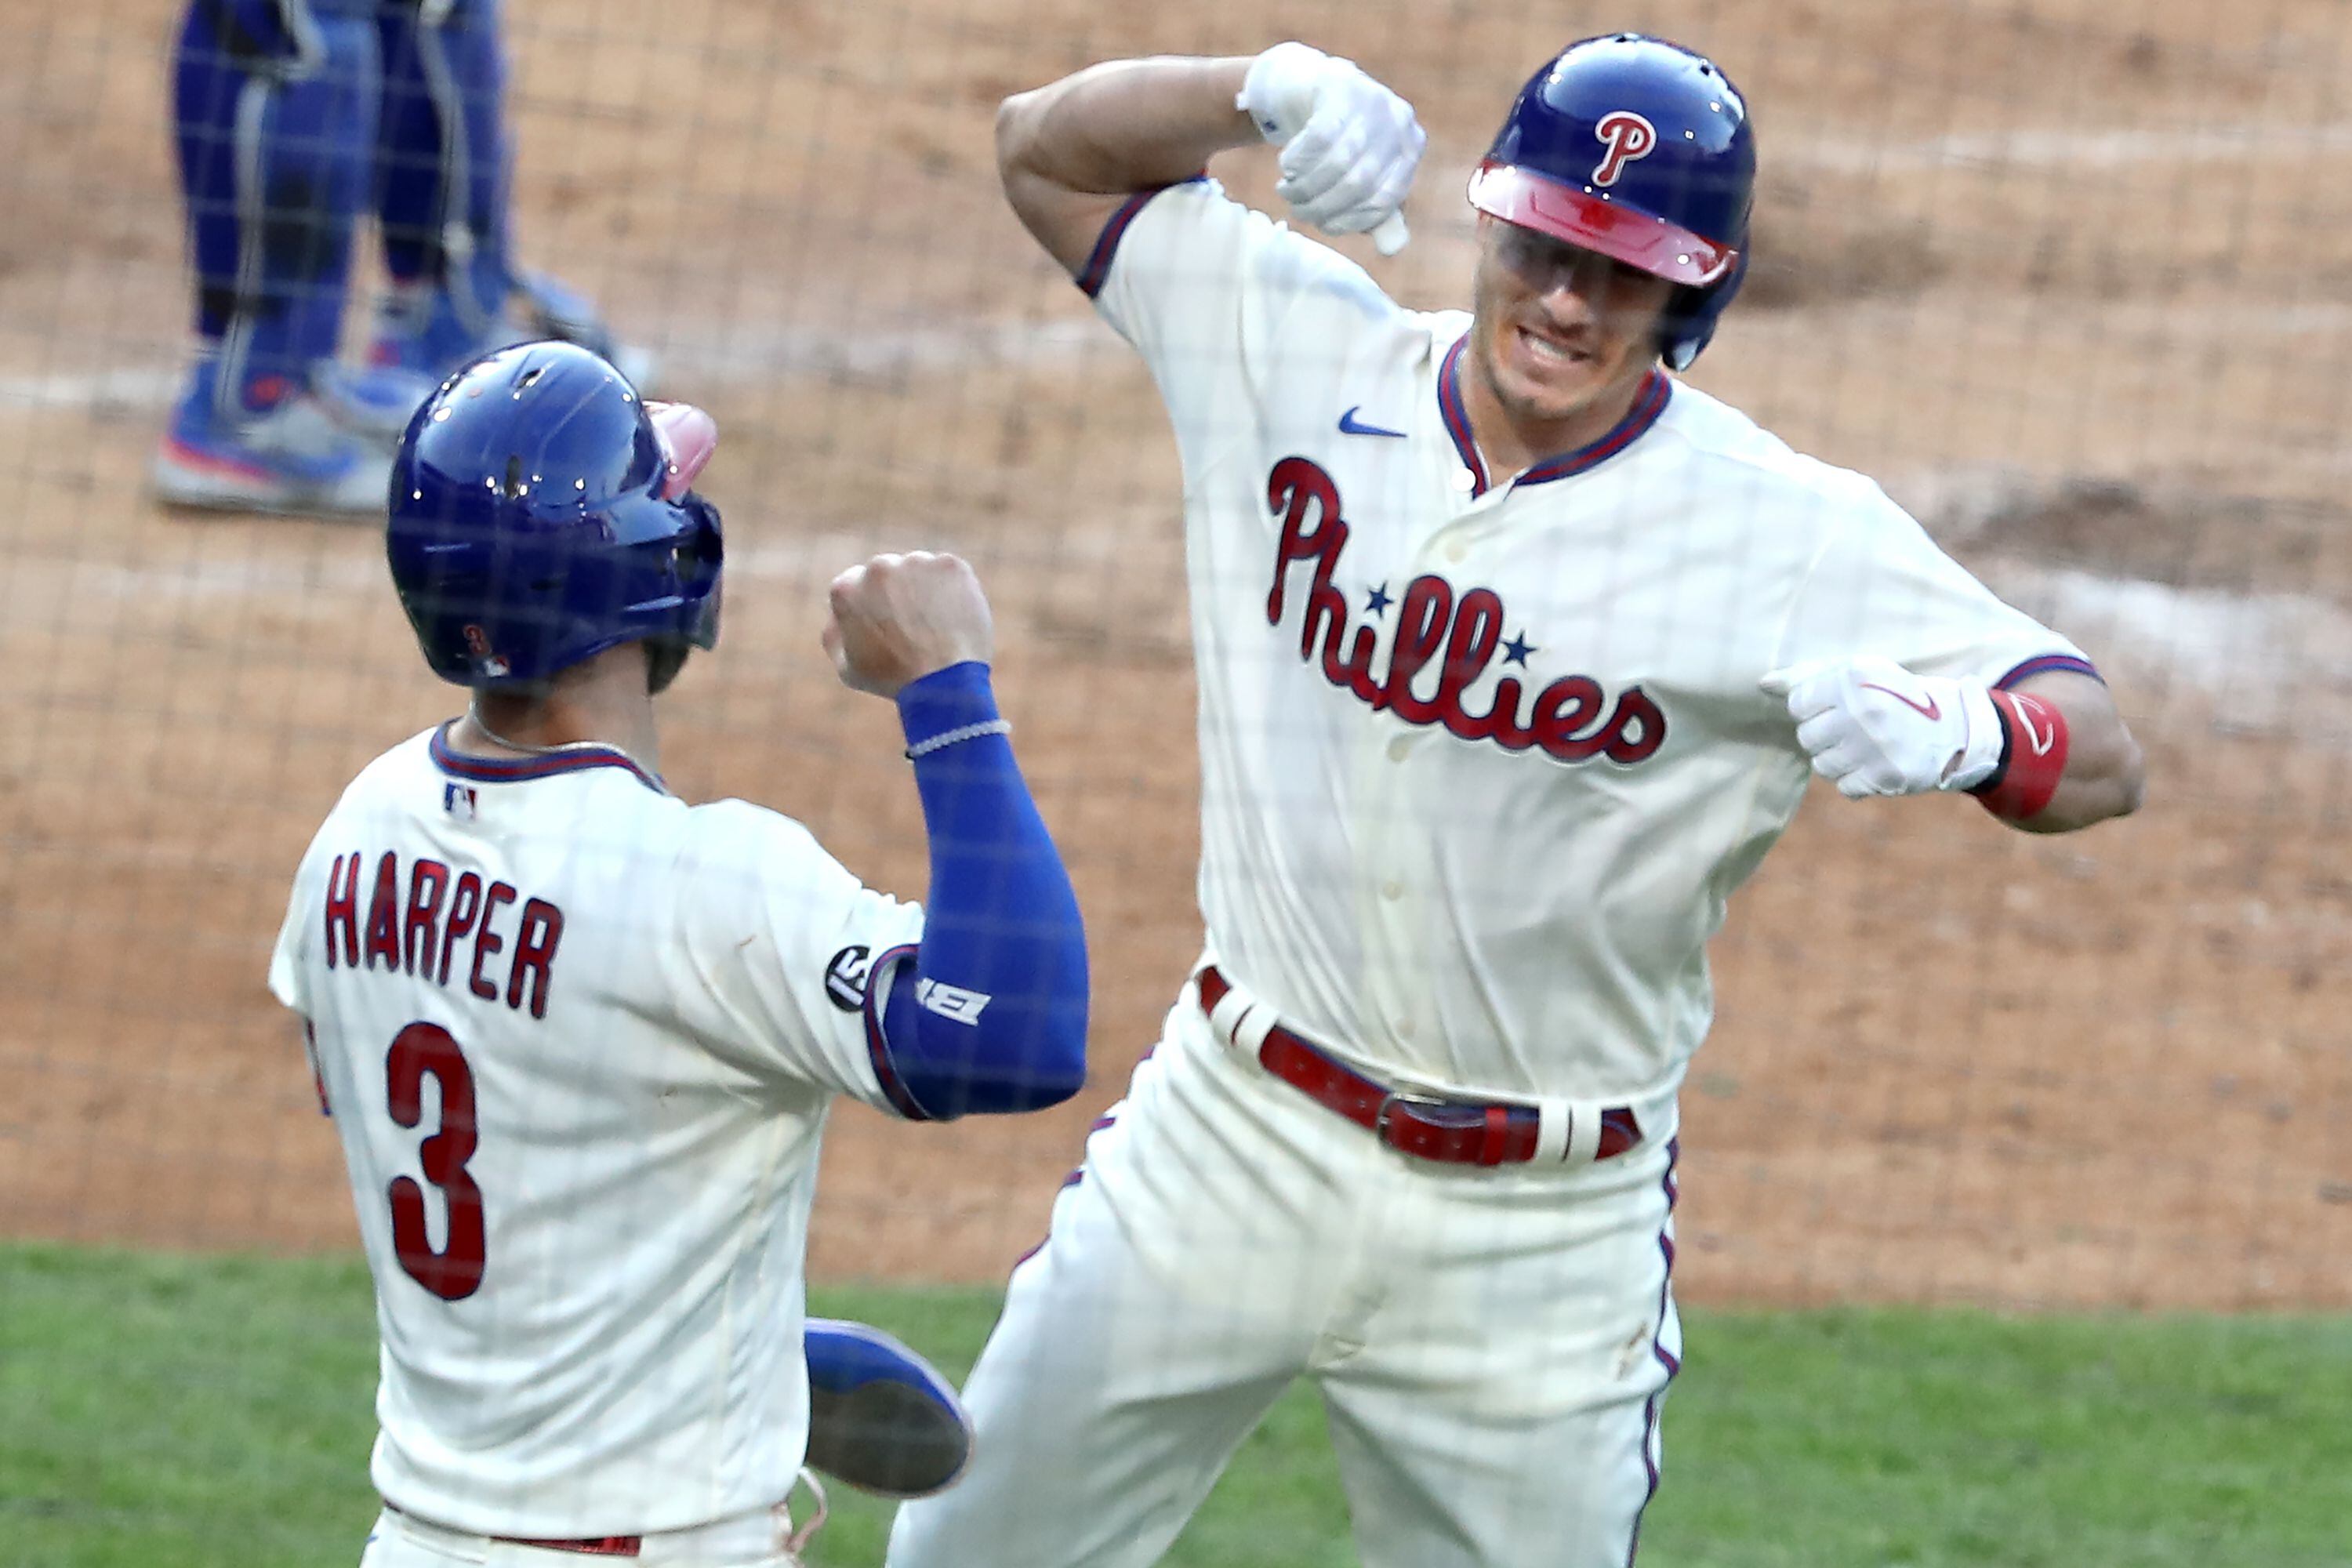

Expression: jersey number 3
xmin=386 ymin=1022 xmax=487 ymax=1301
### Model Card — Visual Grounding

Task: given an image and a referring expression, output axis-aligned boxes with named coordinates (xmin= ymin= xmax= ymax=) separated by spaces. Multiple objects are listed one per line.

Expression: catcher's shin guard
xmin=803 ymin=1319 xmax=975 ymax=1499
xmin=173 ymin=0 xmax=379 ymax=412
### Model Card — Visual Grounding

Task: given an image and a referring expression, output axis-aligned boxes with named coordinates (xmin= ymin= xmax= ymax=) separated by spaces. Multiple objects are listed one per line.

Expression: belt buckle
xmin=1373 ymin=1088 xmax=1454 ymax=1145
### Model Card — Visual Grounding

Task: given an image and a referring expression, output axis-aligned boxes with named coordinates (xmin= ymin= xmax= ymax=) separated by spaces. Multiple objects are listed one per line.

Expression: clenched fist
xmin=1239 ymin=42 xmax=1425 ymax=249
xmin=1761 ymin=654 xmax=2006 ymax=799
xmin=822 ymin=552 xmax=995 ymax=698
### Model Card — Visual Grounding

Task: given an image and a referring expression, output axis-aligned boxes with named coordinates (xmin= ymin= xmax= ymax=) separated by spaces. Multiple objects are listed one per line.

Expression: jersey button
xmin=1397 ymin=1019 xmax=1417 ymax=1041
xmin=1381 ymin=880 xmax=1405 ymax=901
xmin=1451 ymin=468 xmax=1475 ymax=493
xmin=1387 ymin=735 xmax=1412 ymax=762
xmin=1444 ymin=539 xmax=1468 ymax=564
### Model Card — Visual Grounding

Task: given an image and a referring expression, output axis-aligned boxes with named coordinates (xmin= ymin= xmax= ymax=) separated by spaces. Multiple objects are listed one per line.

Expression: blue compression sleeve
xmin=871 ymin=662 xmax=1088 ymax=1120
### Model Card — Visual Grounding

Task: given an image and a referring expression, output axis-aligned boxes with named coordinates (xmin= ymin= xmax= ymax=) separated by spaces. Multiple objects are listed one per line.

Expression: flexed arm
xmin=825 ymin=553 xmax=1090 ymax=1117
xmin=997 ymin=45 xmax=1425 ymax=276
xmin=1762 ymin=656 xmax=2146 ymax=833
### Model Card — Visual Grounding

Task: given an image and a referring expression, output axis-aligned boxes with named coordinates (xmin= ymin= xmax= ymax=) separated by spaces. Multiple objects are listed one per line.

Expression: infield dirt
xmin=4 ymin=0 xmax=2349 ymax=1308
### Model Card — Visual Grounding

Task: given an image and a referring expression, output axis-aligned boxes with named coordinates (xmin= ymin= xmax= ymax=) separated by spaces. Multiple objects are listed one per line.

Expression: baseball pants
xmin=887 ymin=998 xmax=1682 ymax=1568
xmin=361 ymin=1502 xmax=807 ymax=1566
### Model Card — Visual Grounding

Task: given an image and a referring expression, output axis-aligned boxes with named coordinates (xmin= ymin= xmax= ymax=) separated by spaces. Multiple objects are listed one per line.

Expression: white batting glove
xmin=1760 ymin=655 xmax=2007 ymax=800
xmin=1238 ymin=42 xmax=1425 ymax=247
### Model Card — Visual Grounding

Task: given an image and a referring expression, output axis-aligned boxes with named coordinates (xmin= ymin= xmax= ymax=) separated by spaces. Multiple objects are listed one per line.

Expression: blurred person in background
xmin=154 ymin=0 xmax=648 ymax=517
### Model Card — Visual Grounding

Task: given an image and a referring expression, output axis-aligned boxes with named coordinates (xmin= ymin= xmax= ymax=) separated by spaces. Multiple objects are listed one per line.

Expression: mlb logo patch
xmin=444 ymin=782 xmax=478 ymax=819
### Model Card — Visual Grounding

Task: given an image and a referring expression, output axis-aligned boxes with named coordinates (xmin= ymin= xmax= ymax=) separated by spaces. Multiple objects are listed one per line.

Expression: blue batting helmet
xmin=1468 ymin=33 xmax=1755 ymax=369
xmin=387 ymin=341 xmax=723 ymax=688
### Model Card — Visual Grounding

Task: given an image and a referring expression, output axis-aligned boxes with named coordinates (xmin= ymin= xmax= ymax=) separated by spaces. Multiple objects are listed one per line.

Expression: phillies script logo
xmin=1265 ymin=457 xmax=1664 ymax=766
xmin=1592 ymin=111 xmax=1658 ymax=187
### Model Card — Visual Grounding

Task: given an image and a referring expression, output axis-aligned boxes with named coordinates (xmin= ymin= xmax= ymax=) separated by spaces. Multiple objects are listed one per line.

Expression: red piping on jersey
xmin=1996 ymin=652 xmax=2102 ymax=689
xmin=428 ymin=724 xmax=665 ymax=795
xmin=1075 ymin=174 xmax=1208 ymax=299
xmin=1436 ymin=337 xmax=1672 ymax=498
xmin=1436 ymin=336 xmax=1491 ymax=495
xmin=1624 ymin=1138 xmax=1682 ymax=1566
xmin=861 ymin=943 xmax=935 ymax=1122
xmin=1520 ymin=368 xmax=1671 ymax=486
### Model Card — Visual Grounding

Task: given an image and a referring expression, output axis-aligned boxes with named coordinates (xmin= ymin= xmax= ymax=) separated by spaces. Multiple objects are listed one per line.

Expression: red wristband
xmin=1969 ymin=688 xmax=2069 ymax=821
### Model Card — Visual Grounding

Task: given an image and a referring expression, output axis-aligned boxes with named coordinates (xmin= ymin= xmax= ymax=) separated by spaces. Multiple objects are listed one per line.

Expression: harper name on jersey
xmin=271 ymin=726 xmax=927 ymax=1537
xmin=319 ymin=850 xmax=565 ymax=1018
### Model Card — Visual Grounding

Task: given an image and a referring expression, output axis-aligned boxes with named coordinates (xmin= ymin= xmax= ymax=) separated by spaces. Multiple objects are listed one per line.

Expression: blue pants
xmin=173 ymin=0 xmax=510 ymax=401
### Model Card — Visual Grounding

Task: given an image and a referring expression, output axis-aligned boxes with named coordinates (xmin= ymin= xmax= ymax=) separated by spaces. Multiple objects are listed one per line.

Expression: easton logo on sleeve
xmin=1263 ymin=456 xmax=1665 ymax=765
xmin=915 ymin=978 xmax=992 ymax=1025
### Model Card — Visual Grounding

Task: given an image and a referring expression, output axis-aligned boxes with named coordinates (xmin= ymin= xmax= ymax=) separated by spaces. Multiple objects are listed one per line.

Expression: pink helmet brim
xmin=1467 ymin=160 xmax=1738 ymax=287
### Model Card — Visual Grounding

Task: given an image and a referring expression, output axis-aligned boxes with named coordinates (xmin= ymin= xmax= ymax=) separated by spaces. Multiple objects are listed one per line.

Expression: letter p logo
xmin=1592 ymin=111 xmax=1658 ymax=187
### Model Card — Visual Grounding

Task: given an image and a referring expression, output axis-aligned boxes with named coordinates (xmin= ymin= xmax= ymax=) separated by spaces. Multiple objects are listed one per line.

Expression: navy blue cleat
xmin=369 ymin=273 xmax=657 ymax=394
xmin=803 ymin=1319 xmax=975 ymax=1499
xmin=153 ymin=358 xmax=390 ymax=518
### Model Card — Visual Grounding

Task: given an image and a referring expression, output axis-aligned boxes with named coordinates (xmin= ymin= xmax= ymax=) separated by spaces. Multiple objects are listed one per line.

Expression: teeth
xmin=1521 ymin=330 xmax=1574 ymax=364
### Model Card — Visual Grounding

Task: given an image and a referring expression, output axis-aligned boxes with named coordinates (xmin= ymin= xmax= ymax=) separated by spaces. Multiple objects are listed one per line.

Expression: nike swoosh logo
xmin=1338 ymin=406 xmax=1407 ymax=439
xmin=1858 ymin=681 xmax=1940 ymax=720
xmin=2013 ymin=695 xmax=2056 ymax=755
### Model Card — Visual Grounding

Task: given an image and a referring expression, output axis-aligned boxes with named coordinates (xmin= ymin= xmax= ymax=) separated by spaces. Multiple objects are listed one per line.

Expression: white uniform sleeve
xmin=267 ymin=840 xmax=320 ymax=1018
xmin=1082 ymin=176 xmax=1403 ymax=472
xmin=1773 ymin=481 xmax=2097 ymax=692
xmin=671 ymin=800 xmax=927 ymax=1115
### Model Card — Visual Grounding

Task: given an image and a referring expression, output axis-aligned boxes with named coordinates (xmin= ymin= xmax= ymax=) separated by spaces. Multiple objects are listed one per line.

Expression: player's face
xmin=1472 ymin=219 xmax=1676 ymax=423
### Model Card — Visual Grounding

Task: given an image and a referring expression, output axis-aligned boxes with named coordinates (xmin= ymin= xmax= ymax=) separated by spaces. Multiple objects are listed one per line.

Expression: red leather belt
xmin=495 ymin=1537 xmax=639 ymax=1557
xmin=1196 ymin=965 xmax=1639 ymax=1167
xmin=384 ymin=1505 xmax=641 ymax=1557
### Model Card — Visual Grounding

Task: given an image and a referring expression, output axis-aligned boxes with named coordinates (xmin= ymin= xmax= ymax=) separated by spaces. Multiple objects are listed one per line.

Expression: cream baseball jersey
xmin=268 ymin=727 xmax=924 ymax=1537
xmin=1083 ymin=177 xmax=2094 ymax=1110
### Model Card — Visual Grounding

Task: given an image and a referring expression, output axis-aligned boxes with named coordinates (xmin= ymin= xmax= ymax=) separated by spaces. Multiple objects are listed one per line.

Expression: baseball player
xmin=268 ymin=339 xmax=1087 ymax=1563
xmin=156 ymin=0 xmax=640 ymax=517
xmin=889 ymin=33 xmax=2145 ymax=1568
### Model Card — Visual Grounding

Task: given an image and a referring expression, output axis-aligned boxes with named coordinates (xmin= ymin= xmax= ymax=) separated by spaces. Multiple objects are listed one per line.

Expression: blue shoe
xmin=314 ymin=361 xmax=441 ymax=449
xmin=803 ymin=1319 xmax=974 ymax=1498
xmin=369 ymin=274 xmax=656 ymax=391
xmin=151 ymin=358 xmax=390 ymax=518
xmin=367 ymin=280 xmax=503 ymax=381
xmin=514 ymin=271 xmax=658 ymax=390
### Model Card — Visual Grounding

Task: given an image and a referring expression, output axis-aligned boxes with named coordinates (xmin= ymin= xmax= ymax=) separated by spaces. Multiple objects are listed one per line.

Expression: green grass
xmin=5 ymin=1244 xmax=2350 ymax=1566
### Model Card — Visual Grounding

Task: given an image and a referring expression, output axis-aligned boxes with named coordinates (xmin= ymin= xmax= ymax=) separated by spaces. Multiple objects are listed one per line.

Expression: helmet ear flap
xmin=644 ymin=637 xmax=695 ymax=695
xmin=1657 ymin=244 xmax=1748 ymax=371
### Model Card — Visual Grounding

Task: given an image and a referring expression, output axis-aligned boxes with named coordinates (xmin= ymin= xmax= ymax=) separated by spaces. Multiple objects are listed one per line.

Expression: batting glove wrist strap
xmin=1938 ymin=680 xmax=2008 ymax=793
xmin=1237 ymin=43 xmax=1334 ymax=147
